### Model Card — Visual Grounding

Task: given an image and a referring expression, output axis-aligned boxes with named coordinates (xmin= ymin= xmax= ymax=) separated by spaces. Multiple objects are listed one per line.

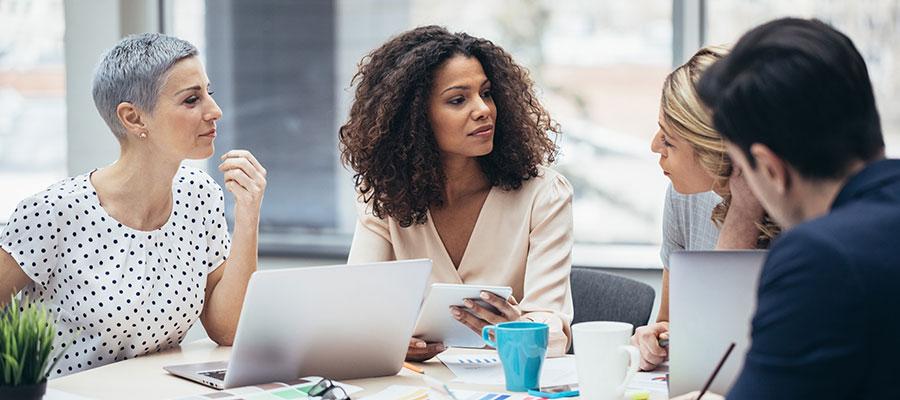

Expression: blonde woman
xmin=633 ymin=45 xmax=780 ymax=371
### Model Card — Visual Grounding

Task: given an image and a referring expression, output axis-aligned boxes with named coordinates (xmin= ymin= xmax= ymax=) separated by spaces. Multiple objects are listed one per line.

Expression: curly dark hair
xmin=339 ymin=25 xmax=560 ymax=227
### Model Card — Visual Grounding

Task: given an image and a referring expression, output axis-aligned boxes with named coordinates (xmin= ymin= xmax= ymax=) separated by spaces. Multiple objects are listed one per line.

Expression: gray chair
xmin=568 ymin=266 xmax=656 ymax=353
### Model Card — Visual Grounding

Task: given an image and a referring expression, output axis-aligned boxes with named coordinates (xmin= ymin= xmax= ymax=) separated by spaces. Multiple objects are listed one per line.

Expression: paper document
xmin=626 ymin=371 xmax=668 ymax=394
xmin=361 ymin=385 xmax=548 ymax=400
xmin=438 ymin=352 xmax=668 ymax=398
xmin=437 ymin=353 xmax=578 ymax=387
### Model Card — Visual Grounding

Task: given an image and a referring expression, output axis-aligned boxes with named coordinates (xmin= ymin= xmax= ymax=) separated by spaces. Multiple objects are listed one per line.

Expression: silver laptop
xmin=164 ymin=259 xmax=432 ymax=389
xmin=668 ymin=250 xmax=767 ymax=397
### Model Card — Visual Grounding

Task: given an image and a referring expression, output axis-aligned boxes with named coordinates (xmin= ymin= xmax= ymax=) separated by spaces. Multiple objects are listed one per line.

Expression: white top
xmin=1 ymin=165 xmax=230 ymax=377
xmin=348 ymin=166 xmax=574 ymax=356
xmin=659 ymin=184 xmax=721 ymax=268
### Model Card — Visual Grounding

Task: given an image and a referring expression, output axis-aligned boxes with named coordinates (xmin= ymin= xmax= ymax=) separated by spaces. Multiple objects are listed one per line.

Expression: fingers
xmin=462 ymin=299 xmax=505 ymax=325
xmin=406 ymin=339 xmax=445 ymax=362
xmin=219 ymin=156 xmax=264 ymax=183
xmin=223 ymin=167 xmax=254 ymax=191
xmin=633 ymin=323 xmax=669 ymax=371
xmin=221 ymin=149 xmax=266 ymax=175
xmin=451 ymin=306 xmax=491 ymax=335
xmin=218 ymin=149 xmax=267 ymax=208
xmin=477 ymin=291 xmax=521 ymax=321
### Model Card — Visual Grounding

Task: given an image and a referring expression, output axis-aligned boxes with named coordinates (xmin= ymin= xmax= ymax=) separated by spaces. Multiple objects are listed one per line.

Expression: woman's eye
xmin=481 ymin=89 xmax=492 ymax=98
xmin=662 ymin=137 xmax=673 ymax=148
xmin=448 ymin=97 xmax=465 ymax=105
xmin=185 ymin=95 xmax=199 ymax=105
xmin=207 ymin=90 xmax=215 ymax=96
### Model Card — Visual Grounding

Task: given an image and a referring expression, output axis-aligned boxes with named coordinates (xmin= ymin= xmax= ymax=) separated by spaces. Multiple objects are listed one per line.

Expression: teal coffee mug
xmin=482 ymin=321 xmax=549 ymax=392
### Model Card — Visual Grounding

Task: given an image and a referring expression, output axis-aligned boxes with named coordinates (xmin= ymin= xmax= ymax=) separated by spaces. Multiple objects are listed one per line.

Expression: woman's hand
xmin=218 ymin=150 xmax=267 ymax=220
xmin=406 ymin=337 xmax=446 ymax=362
xmin=631 ymin=321 xmax=669 ymax=371
xmin=726 ymin=165 xmax=765 ymax=219
xmin=451 ymin=291 xmax=523 ymax=336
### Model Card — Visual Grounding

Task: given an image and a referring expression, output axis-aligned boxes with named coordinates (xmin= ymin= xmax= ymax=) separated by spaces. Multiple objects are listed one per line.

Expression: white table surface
xmin=48 ymin=340 xmax=666 ymax=400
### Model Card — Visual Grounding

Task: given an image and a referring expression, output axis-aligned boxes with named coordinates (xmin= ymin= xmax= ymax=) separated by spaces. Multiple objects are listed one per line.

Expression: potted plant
xmin=0 ymin=296 xmax=65 ymax=400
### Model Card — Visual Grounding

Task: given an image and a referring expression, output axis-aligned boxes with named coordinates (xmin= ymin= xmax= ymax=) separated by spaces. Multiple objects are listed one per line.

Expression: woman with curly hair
xmin=340 ymin=26 xmax=573 ymax=360
xmin=633 ymin=45 xmax=780 ymax=371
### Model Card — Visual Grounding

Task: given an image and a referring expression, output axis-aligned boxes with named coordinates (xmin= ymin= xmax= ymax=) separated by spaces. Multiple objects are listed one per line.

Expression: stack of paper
xmin=436 ymin=354 xmax=578 ymax=387
xmin=437 ymin=352 xmax=668 ymax=398
xmin=360 ymin=385 xmax=546 ymax=400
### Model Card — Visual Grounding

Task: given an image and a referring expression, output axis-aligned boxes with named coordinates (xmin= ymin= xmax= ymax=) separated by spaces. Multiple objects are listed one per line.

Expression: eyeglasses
xmin=307 ymin=378 xmax=350 ymax=400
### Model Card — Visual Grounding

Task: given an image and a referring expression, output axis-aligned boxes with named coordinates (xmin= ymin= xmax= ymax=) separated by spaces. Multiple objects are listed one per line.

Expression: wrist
xmin=233 ymin=206 xmax=261 ymax=226
xmin=725 ymin=201 xmax=765 ymax=220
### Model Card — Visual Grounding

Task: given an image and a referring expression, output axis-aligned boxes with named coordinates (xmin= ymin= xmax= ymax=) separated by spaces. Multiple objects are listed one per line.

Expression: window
xmin=705 ymin=0 xmax=900 ymax=156
xmin=156 ymin=1 xmax=900 ymax=259
xmin=170 ymin=0 xmax=672 ymax=252
xmin=0 ymin=0 xmax=66 ymax=221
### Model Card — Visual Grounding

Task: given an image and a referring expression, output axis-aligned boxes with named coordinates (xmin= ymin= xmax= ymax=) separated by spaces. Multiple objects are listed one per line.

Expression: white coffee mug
xmin=572 ymin=321 xmax=640 ymax=400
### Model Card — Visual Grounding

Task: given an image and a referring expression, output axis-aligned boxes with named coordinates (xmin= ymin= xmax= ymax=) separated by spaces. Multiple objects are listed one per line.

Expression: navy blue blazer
xmin=728 ymin=159 xmax=900 ymax=399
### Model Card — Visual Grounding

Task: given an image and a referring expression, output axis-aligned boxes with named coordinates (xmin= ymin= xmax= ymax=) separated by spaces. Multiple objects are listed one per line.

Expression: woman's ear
xmin=116 ymin=102 xmax=147 ymax=138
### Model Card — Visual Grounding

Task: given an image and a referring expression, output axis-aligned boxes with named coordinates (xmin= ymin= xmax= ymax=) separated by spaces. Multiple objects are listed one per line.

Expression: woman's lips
xmin=469 ymin=126 xmax=493 ymax=136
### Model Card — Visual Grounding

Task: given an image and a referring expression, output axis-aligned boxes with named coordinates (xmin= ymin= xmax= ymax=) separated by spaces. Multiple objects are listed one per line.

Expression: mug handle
xmin=616 ymin=344 xmax=641 ymax=396
xmin=482 ymin=325 xmax=498 ymax=348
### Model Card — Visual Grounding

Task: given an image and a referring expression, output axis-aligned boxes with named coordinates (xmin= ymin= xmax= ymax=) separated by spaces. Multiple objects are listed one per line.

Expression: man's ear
xmin=116 ymin=102 xmax=147 ymax=138
xmin=749 ymin=143 xmax=791 ymax=194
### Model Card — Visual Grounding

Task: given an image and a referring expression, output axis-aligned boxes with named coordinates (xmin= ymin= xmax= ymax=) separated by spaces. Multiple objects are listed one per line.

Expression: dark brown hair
xmin=339 ymin=25 xmax=559 ymax=227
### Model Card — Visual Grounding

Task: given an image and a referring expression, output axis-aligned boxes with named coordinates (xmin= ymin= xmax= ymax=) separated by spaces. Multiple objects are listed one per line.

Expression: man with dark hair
xmin=688 ymin=17 xmax=899 ymax=399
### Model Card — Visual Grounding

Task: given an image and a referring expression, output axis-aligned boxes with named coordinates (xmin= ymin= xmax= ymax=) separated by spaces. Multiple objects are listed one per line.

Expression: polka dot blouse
xmin=0 ymin=165 xmax=231 ymax=378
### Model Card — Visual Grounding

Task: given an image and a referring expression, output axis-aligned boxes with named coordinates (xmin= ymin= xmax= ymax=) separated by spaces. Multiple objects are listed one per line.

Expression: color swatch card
xmin=170 ymin=377 xmax=362 ymax=400
xmin=436 ymin=353 xmax=578 ymax=386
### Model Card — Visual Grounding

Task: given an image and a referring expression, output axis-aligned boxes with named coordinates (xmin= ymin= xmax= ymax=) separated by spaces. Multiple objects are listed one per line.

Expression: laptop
xmin=164 ymin=259 xmax=432 ymax=389
xmin=668 ymin=250 xmax=767 ymax=397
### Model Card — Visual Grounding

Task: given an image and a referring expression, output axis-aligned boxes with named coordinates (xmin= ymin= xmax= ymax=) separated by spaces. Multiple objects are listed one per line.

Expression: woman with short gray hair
xmin=0 ymin=33 xmax=267 ymax=377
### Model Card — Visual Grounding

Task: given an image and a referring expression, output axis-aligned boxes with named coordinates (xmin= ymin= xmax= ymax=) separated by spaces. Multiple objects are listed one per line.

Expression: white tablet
xmin=413 ymin=283 xmax=514 ymax=348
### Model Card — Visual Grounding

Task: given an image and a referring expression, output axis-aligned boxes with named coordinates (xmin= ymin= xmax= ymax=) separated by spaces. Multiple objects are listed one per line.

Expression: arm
xmin=518 ymin=174 xmax=575 ymax=356
xmin=632 ymin=185 xmax=680 ymax=370
xmin=716 ymin=166 xmax=766 ymax=249
xmin=201 ymin=150 xmax=267 ymax=345
xmin=0 ymin=248 xmax=31 ymax=308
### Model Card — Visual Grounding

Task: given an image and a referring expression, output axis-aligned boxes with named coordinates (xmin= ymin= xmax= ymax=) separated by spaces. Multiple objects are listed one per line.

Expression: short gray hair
xmin=92 ymin=33 xmax=198 ymax=139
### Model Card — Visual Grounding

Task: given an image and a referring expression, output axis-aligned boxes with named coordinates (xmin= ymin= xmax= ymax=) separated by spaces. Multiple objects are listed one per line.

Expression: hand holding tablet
xmin=413 ymin=283 xmax=515 ymax=348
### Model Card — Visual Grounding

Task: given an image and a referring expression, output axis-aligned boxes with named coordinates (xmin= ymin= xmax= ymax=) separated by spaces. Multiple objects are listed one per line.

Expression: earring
xmin=140 ymin=131 xmax=148 ymax=139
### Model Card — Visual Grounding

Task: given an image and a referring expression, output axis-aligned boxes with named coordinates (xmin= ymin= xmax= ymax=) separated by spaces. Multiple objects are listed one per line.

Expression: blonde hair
xmin=661 ymin=45 xmax=780 ymax=248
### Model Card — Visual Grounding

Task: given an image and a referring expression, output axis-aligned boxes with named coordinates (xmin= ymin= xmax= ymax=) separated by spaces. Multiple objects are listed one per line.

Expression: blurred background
xmin=1 ymin=0 xmax=898 ymax=280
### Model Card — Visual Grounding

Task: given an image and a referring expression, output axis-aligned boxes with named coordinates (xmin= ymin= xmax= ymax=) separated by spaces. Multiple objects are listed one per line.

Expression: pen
xmin=403 ymin=361 xmax=425 ymax=374
xmin=697 ymin=342 xmax=735 ymax=399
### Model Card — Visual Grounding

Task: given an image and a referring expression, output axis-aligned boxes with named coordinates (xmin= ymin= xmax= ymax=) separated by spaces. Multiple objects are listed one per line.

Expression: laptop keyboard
xmin=199 ymin=369 xmax=227 ymax=381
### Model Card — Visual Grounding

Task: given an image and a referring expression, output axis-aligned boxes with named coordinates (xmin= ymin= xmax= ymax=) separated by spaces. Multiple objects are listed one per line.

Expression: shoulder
xmin=516 ymin=166 xmax=573 ymax=201
xmin=665 ymin=185 xmax=719 ymax=216
xmin=173 ymin=165 xmax=224 ymax=199
xmin=761 ymin=223 xmax=855 ymax=289
xmin=10 ymin=174 xmax=94 ymax=215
